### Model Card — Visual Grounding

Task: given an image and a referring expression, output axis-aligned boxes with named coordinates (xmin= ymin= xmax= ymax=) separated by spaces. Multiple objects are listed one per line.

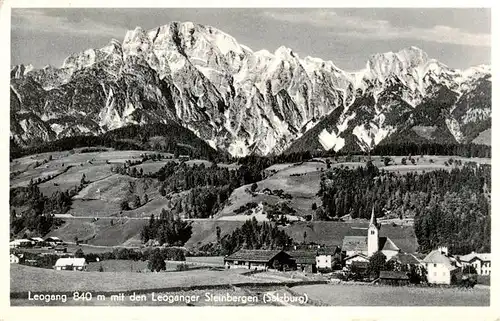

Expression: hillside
xmin=10 ymin=147 xmax=489 ymax=251
xmin=11 ymin=123 xmax=224 ymax=161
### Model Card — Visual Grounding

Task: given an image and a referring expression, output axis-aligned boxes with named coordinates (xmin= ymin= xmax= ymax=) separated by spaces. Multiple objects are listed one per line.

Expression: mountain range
xmin=10 ymin=21 xmax=491 ymax=157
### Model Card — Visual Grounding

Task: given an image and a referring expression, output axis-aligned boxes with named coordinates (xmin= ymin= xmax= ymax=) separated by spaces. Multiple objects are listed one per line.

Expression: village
xmin=10 ymin=208 xmax=491 ymax=289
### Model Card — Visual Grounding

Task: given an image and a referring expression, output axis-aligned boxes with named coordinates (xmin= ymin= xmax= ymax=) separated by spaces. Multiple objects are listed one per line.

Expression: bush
xmin=176 ymin=263 xmax=189 ymax=271
xmin=120 ymin=200 xmax=130 ymax=211
xmin=148 ymin=249 xmax=166 ymax=272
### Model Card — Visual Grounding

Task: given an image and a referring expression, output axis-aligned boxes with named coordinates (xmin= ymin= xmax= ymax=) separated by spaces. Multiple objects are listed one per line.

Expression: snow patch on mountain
xmin=318 ymin=129 xmax=345 ymax=151
xmin=353 ymin=121 xmax=393 ymax=151
xmin=445 ymin=118 xmax=464 ymax=143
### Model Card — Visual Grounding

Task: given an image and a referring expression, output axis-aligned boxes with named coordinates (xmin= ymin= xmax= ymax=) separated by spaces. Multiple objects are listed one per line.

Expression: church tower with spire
xmin=367 ymin=206 xmax=380 ymax=256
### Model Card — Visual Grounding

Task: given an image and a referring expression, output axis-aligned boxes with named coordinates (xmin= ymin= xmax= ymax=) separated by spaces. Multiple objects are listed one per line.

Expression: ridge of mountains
xmin=10 ymin=21 xmax=491 ymax=157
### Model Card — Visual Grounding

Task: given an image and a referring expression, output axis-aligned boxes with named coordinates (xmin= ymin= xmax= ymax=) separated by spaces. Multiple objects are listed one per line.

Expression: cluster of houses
xmin=224 ymin=209 xmax=491 ymax=285
xmin=9 ymin=236 xmax=64 ymax=248
xmin=10 ymin=236 xmax=88 ymax=271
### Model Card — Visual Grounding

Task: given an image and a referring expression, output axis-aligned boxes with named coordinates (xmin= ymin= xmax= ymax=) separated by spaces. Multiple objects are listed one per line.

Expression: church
xmin=342 ymin=208 xmax=401 ymax=261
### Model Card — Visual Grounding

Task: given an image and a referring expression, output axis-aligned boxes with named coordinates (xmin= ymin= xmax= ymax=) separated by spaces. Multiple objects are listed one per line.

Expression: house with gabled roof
xmin=388 ymin=252 xmax=422 ymax=270
xmin=316 ymin=245 xmax=342 ymax=271
xmin=378 ymin=271 xmax=410 ymax=286
xmin=54 ymin=258 xmax=87 ymax=271
xmin=423 ymin=247 xmax=461 ymax=284
xmin=344 ymin=253 xmax=370 ymax=268
xmin=459 ymin=252 xmax=491 ymax=276
xmin=224 ymin=249 xmax=294 ymax=271
xmin=287 ymin=249 xmax=317 ymax=273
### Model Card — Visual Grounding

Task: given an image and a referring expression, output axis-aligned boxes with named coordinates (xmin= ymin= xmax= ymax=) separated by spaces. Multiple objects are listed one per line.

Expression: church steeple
xmin=369 ymin=206 xmax=377 ymax=226
xmin=367 ymin=205 xmax=380 ymax=256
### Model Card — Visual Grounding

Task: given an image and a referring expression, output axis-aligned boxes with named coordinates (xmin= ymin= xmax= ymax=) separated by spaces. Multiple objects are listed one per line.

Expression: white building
xmin=30 ymin=237 xmax=45 ymax=244
xmin=45 ymin=236 xmax=63 ymax=246
xmin=54 ymin=258 xmax=87 ymax=271
xmin=10 ymin=253 xmax=20 ymax=264
xmin=9 ymin=239 xmax=34 ymax=248
xmin=316 ymin=246 xmax=341 ymax=270
xmin=423 ymin=247 xmax=461 ymax=285
xmin=459 ymin=252 xmax=491 ymax=276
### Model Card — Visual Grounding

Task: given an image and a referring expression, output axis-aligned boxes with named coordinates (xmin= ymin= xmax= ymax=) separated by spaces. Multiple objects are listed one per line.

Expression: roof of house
xmin=30 ymin=237 xmax=45 ymax=242
xmin=46 ymin=236 xmax=61 ymax=241
xmin=287 ymin=250 xmax=317 ymax=264
xmin=389 ymin=253 xmax=421 ymax=265
xmin=379 ymin=271 xmax=410 ymax=280
xmin=344 ymin=253 xmax=370 ymax=262
xmin=351 ymin=261 xmax=369 ymax=269
xmin=54 ymin=258 xmax=86 ymax=267
xmin=459 ymin=252 xmax=491 ymax=263
xmin=225 ymin=249 xmax=286 ymax=263
xmin=423 ymin=250 xmax=459 ymax=270
xmin=342 ymin=236 xmax=367 ymax=252
xmin=317 ymin=246 xmax=340 ymax=256
xmin=379 ymin=237 xmax=400 ymax=252
xmin=10 ymin=239 xmax=32 ymax=244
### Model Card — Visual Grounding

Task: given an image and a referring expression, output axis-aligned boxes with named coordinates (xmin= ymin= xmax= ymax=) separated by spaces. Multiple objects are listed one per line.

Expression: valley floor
xmin=10 ymin=265 xmax=489 ymax=307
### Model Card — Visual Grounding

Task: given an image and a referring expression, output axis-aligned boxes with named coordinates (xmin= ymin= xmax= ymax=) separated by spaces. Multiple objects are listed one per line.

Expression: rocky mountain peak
xmin=10 ymin=22 xmax=491 ymax=156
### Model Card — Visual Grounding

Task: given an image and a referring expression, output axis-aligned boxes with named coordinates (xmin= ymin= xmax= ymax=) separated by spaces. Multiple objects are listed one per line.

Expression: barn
xmin=54 ymin=258 xmax=87 ymax=271
xmin=287 ymin=249 xmax=317 ymax=273
xmin=378 ymin=271 xmax=410 ymax=286
xmin=224 ymin=249 xmax=294 ymax=271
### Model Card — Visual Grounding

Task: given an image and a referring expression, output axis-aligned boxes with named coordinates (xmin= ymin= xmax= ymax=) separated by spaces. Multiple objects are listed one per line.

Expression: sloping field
xmin=47 ymin=217 xmax=146 ymax=246
xmin=219 ymin=163 xmax=324 ymax=220
xmin=184 ymin=220 xmax=243 ymax=247
xmin=133 ymin=160 xmax=177 ymax=174
xmin=10 ymin=167 xmax=62 ymax=188
xmin=292 ymin=283 xmax=489 ymax=306
xmin=70 ymin=175 xmax=164 ymax=218
xmin=10 ymin=151 xmax=69 ymax=172
xmin=472 ymin=128 xmax=491 ymax=145
xmin=10 ymin=264 xmax=277 ymax=293
xmin=37 ymin=164 xmax=114 ymax=196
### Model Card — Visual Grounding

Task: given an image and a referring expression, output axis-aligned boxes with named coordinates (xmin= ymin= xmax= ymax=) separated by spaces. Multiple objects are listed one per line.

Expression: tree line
xmin=140 ymin=209 xmax=193 ymax=246
xmin=214 ymin=217 xmax=294 ymax=255
xmin=10 ymin=182 xmax=70 ymax=236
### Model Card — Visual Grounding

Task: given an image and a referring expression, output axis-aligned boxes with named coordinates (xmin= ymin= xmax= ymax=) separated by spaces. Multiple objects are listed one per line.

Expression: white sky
xmin=11 ymin=8 xmax=490 ymax=70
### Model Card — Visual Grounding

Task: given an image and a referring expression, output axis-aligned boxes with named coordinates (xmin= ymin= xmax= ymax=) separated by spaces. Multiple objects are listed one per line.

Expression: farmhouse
xmin=342 ymin=208 xmax=401 ymax=260
xmin=224 ymin=249 xmax=294 ymax=271
xmin=9 ymin=239 xmax=34 ymax=248
xmin=10 ymin=253 xmax=21 ymax=264
xmin=344 ymin=253 xmax=370 ymax=268
xmin=423 ymin=247 xmax=461 ymax=285
xmin=30 ymin=237 xmax=45 ymax=245
xmin=54 ymin=258 xmax=87 ymax=271
xmin=316 ymin=246 xmax=342 ymax=271
xmin=378 ymin=271 xmax=410 ymax=286
xmin=288 ymin=249 xmax=317 ymax=273
xmin=459 ymin=252 xmax=491 ymax=276
xmin=45 ymin=236 xmax=63 ymax=246
xmin=178 ymin=155 xmax=190 ymax=162
xmin=388 ymin=252 xmax=422 ymax=270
